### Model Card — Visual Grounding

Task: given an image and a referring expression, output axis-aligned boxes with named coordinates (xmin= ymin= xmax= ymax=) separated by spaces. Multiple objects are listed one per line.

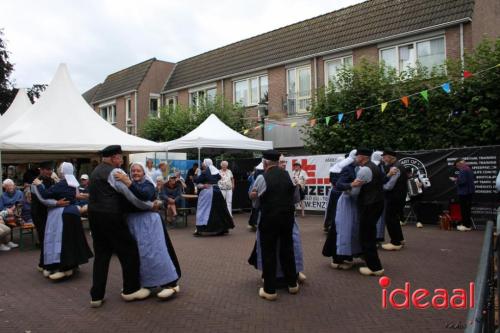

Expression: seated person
xmin=20 ymin=184 xmax=34 ymax=226
xmin=160 ymin=175 xmax=183 ymax=221
xmin=0 ymin=205 xmax=18 ymax=251
xmin=76 ymin=174 xmax=90 ymax=215
xmin=155 ymin=176 xmax=164 ymax=200
xmin=174 ymin=171 xmax=187 ymax=191
xmin=2 ymin=179 xmax=24 ymax=209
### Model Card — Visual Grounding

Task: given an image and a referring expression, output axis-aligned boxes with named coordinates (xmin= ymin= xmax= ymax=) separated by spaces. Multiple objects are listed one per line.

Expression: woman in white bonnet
xmin=33 ymin=162 xmax=93 ymax=280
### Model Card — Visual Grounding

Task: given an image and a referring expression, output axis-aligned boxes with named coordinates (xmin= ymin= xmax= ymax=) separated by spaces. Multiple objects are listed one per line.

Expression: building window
xmin=380 ymin=36 xmax=445 ymax=73
xmin=189 ymin=87 xmax=217 ymax=109
xmin=164 ymin=96 xmax=177 ymax=109
xmin=99 ymin=104 xmax=116 ymax=125
xmin=287 ymin=65 xmax=311 ymax=114
xmin=126 ymin=126 xmax=134 ymax=135
xmin=325 ymin=55 xmax=353 ymax=86
xmin=149 ymin=97 xmax=159 ymax=117
xmin=233 ymin=75 xmax=269 ymax=107
xmin=125 ymin=98 xmax=132 ymax=122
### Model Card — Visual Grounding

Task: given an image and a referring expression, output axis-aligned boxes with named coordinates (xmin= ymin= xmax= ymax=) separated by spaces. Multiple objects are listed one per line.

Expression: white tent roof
xmin=162 ymin=114 xmax=273 ymax=151
xmin=0 ymin=88 xmax=32 ymax=132
xmin=0 ymin=64 xmax=162 ymax=152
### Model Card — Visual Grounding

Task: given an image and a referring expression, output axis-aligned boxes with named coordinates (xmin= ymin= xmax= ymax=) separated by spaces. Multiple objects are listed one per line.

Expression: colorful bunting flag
xmin=310 ymin=119 xmax=317 ymax=127
xmin=356 ymin=108 xmax=363 ymax=120
xmin=420 ymin=90 xmax=429 ymax=102
xmin=401 ymin=96 xmax=409 ymax=108
xmin=291 ymin=122 xmax=297 ymax=128
xmin=338 ymin=113 xmax=344 ymax=123
xmin=463 ymin=70 xmax=473 ymax=79
xmin=266 ymin=124 xmax=275 ymax=131
xmin=381 ymin=102 xmax=388 ymax=112
xmin=243 ymin=129 xmax=249 ymax=135
xmin=441 ymin=82 xmax=451 ymax=94
xmin=325 ymin=116 xmax=331 ymax=125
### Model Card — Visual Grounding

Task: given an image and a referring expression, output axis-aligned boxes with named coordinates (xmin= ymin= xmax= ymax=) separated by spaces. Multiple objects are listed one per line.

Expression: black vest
xmin=261 ymin=166 xmax=295 ymax=215
xmin=385 ymin=161 xmax=408 ymax=202
xmin=358 ymin=161 xmax=384 ymax=206
xmin=88 ymin=163 xmax=125 ymax=214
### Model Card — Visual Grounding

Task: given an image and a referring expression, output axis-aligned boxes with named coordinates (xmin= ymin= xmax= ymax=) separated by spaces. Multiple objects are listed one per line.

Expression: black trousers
xmin=459 ymin=194 xmax=473 ymax=228
xmin=384 ymin=199 xmax=405 ymax=245
xmin=359 ymin=201 xmax=384 ymax=271
xmin=88 ymin=210 xmax=141 ymax=301
xmin=32 ymin=211 xmax=47 ymax=267
xmin=259 ymin=210 xmax=297 ymax=294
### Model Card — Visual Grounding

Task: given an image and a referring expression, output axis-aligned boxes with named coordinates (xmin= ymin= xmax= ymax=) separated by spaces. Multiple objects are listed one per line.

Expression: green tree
xmin=0 ymin=29 xmax=15 ymax=114
xmin=304 ymin=38 xmax=500 ymax=153
xmin=141 ymin=96 xmax=250 ymax=142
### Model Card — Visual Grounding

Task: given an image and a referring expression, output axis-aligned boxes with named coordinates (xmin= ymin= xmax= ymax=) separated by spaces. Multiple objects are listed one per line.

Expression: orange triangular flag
xmin=310 ymin=119 xmax=317 ymax=127
xmin=401 ymin=96 xmax=409 ymax=108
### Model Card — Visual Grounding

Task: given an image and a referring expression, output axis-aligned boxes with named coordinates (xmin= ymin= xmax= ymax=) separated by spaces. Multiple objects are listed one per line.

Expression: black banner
xmin=398 ymin=145 xmax=499 ymax=223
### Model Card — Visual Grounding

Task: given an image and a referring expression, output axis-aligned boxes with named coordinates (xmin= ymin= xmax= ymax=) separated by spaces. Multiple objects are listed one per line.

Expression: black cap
xmin=356 ymin=148 xmax=372 ymax=157
xmin=262 ymin=150 xmax=281 ymax=162
xmin=454 ymin=158 xmax=465 ymax=166
xmin=101 ymin=145 xmax=122 ymax=157
xmin=381 ymin=149 xmax=398 ymax=157
xmin=39 ymin=161 xmax=53 ymax=169
xmin=293 ymin=162 xmax=301 ymax=167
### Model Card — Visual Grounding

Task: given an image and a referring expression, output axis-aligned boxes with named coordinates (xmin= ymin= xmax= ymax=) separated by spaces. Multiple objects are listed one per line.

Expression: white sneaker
xmin=90 ymin=299 xmax=104 ymax=308
xmin=416 ymin=222 xmax=423 ymax=228
xmin=43 ymin=269 xmax=51 ymax=277
xmin=121 ymin=288 xmax=151 ymax=302
xmin=6 ymin=241 xmax=18 ymax=248
xmin=457 ymin=225 xmax=472 ymax=232
xmin=381 ymin=243 xmax=403 ymax=251
xmin=297 ymin=272 xmax=307 ymax=283
xmin=400 ymin=221 xmax=406 ymax=226
xmin=157 ymin=285 xmax=180 ymax=300
xmin=49 ymin=271 xmax=66 ymax=280
xmin=288 ymin=284 xmax=300 ymax=295
xmin=330 ymin=261 xmax=354 ymax=270
xmin=258 ymin=288 xmax=277 ymax=301
xmin=359 ymin=267 xmax=385 ymax=276
xmin=0 ymin=244 xmax=11 ymax=251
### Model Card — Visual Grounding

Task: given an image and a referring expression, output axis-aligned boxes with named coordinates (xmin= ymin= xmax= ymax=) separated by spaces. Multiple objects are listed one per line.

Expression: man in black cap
xmin=88 ymin=145 xmax=151 ymax=307
xmin=351 ymin=148 xmax=385 ymax=276
xmin=380 ymin=150 xmax=407 ymax=250
xmin=250 ymin=149 xmax=298 ymax=300
xmin=30 ymin=161 xmax=69 ymax=274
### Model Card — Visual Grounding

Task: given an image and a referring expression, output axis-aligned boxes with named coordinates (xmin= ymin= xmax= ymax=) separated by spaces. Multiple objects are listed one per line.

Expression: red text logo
xmin=379 ymin=277 xmax=474 ymax=310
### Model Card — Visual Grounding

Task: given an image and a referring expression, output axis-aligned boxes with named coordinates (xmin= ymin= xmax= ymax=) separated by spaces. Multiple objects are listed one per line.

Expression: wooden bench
xmin=7 ymin=220 xmax=35 ymax=251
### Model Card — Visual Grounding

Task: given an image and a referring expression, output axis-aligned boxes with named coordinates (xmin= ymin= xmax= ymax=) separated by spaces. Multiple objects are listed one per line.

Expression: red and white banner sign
xmin=283 ymin=154 xmax=344 ymax=211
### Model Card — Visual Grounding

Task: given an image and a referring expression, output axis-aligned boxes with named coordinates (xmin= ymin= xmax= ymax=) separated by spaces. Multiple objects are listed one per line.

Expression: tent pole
xmin=198 ymin=147 xmax=201 ymax=167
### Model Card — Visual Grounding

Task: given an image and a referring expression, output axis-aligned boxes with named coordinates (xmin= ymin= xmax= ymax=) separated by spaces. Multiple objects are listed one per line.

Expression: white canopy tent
xmin=0 ymin=63 xmax=163 ymax=156
xmin=0 ymin=88 xmax=32 ymax=132
xmin=161 ymin=114 xmax=273 ymax=162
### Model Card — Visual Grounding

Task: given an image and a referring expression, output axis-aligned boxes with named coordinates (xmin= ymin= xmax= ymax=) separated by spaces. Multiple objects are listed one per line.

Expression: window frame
xmin=324 ymin=55 xmax=353 ymax=87
xmin=125 ymin=97 xmax=132 ymax=122
xmin=286 ymin=65 xmax=311 ymax=114
xmin=99 ymin=104 xmax=116 ymax=125
xmin=232 ymin=75 xmax=269 ymax=107
xmin=149 ymin=94 xmax=160 ymax=118
xmin=379 ymin=36 xmax=446 ymax=73
xmin=189 ymin=85 xmax=217 ymax=109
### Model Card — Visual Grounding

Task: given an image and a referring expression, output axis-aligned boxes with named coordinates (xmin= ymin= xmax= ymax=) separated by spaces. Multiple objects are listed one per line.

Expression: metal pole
xmin=198 ymin=147 xmax=201 ymax=167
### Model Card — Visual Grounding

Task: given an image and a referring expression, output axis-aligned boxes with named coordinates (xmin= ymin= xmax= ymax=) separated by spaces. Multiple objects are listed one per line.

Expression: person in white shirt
xmin=292 ymin=162 xmax=308 ymax=217
xmin=145 ymin=159 xmax=157 ymax=180
xmin=218 ymin=161 xmax=235 ymax=217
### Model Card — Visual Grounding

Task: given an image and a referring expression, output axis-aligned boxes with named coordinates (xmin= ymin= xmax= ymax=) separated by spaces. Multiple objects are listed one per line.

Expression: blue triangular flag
xmin=266 ymin=124 xmax=275 ymax=131
xmin=338 ymin=113 xmax=344 ymax=123
xmin=441 ymin=82 xmax=451 ymax=94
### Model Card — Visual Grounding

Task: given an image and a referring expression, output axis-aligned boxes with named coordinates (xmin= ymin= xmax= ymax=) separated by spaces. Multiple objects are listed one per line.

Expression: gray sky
xmin=1 ymin=0 xmax=364 ymax=92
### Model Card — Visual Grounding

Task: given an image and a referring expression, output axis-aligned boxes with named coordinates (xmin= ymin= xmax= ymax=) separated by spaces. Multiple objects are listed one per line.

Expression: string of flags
xmin=240 ymin=64 xmax=499 ymax=134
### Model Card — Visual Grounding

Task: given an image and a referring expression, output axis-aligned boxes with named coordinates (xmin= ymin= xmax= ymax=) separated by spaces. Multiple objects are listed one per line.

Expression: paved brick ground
xmin=0 ymin=213 xmax=483 ymax=333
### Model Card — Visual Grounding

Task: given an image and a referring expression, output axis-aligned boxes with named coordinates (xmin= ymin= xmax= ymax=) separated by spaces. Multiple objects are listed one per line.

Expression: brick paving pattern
xmin=0 ymin=213 xmax=483 ymax=333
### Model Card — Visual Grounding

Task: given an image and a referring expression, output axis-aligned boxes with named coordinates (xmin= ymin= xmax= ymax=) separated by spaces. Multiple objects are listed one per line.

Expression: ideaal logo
xmin=380 ymin=277 xmax=474 ymax=310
